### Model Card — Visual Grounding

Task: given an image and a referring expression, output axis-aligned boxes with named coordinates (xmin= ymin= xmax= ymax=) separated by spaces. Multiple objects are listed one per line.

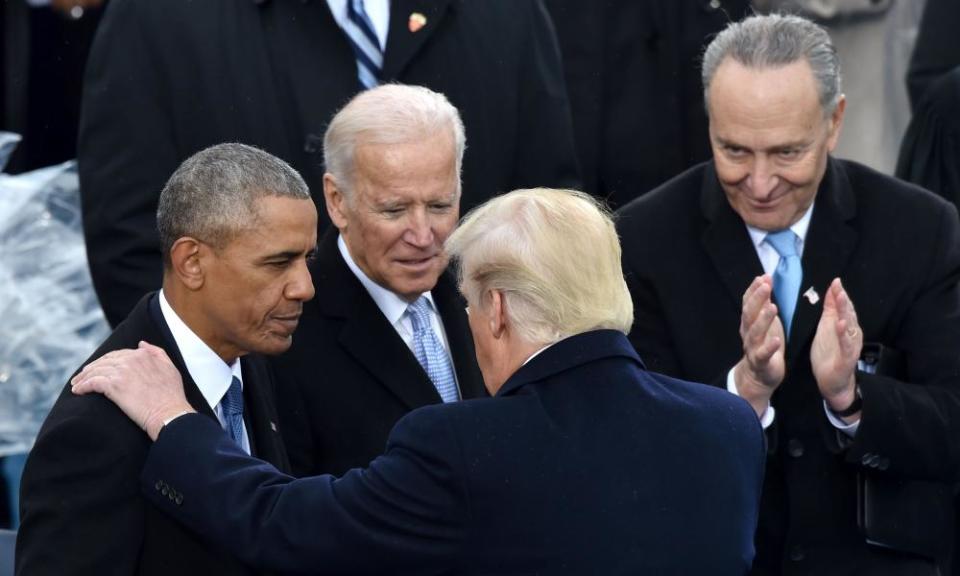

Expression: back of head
xmin=702 ymin=13 xmax=842 ymax=115
xmin=323 ymin=84 xmax=466 ymax=199
xmin=157 ymin=143 xmax=310 ymax=266
xmin=446 ymin=188 xmax=633 ymax=346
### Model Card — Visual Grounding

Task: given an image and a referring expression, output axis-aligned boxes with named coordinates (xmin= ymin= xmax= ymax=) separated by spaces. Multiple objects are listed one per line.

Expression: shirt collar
xmin=745 ymin=200 xmax=815 ymax=252
xmin=337 ymin=234 xmax=437 ymax=323
xmin=158 ymin=290 xmax=242 ymax=410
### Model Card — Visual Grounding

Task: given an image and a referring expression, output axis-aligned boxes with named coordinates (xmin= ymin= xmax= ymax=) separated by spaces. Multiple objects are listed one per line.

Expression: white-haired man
xmin=270 ymin=84 xmax=486 ymax=478
xmin=618 ymin=13 xmax=960 ymax=575
xmin=73 ymin=188 xmax=765 ymax=575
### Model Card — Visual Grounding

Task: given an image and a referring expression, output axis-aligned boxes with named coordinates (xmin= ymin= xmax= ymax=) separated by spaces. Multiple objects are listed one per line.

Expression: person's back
xmin=405 ymin=329 xmax=764 ymax=574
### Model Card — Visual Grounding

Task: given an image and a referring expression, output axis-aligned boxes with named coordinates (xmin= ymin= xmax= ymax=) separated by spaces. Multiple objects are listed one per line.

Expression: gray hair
xmin=446 ymin=188 xmax=633 ymax=347
xmin=323 ymin=84 xmax=466 ymax=199
xmin=702 ymin=13 xmax=842 ymax=114
xmin=157 ymin=143 xmax=310 ymax=264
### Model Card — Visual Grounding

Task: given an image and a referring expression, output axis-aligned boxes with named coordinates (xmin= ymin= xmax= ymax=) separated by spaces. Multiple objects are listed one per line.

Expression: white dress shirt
xmin=725 ymin=203 xmax=860 ymax=435
xmin=325 ymin=0 xmax=391 ymax=50
xmin=158 ymin=291 xmax=251 ymax=453
xmin=337 ymin=235 xmax=460 ymax=388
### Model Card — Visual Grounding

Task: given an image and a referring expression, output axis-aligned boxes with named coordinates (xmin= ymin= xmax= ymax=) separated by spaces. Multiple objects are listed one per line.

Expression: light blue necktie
xmin=766 ymin=229 xmax=803 ymax=337
xmin=344 ymin=0 xmax=383 ymax=89
xmin=220 ymin=376 xmax=246 ymax=449
xmin=408 ymin=297 xmax=459 ymax=403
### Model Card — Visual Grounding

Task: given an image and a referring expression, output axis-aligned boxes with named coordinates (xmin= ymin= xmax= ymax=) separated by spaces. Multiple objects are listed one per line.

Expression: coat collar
xmin=496 ymin=330 xmax=643 ymax=397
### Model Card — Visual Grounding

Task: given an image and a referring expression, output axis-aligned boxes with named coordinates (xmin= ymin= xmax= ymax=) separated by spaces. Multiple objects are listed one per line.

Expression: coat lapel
xmin=786 ymin=159 xmax=858 ymax=362
xmin=699 ymin=164 xmax=765 ymax=309
xmin=382 ymin=0 xmax=454 ymax=79
xmin=315 ymin=232 xmax=443 ymax=410
xmin=240 ymin=357 xmax=290 ymax=470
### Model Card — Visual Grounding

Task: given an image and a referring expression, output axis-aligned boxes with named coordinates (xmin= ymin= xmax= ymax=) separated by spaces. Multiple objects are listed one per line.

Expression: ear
xmin=323 ymin=173 xmax=350 ymax=231
xmin=826 ymin=94 xmax=846 ymax=152
xmin=169 ymin=237 xmax=206 ymax=291
xmin=487 ymin=289 xmax=507 ymax=340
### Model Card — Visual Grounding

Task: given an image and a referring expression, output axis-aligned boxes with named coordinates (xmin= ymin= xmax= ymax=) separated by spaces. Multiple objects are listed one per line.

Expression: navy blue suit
xmin=141 ymin=330 xmax=764 ymax=575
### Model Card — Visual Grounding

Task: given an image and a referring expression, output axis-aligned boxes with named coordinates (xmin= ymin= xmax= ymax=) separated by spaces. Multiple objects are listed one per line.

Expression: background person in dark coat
xmin=17 ymin=144 xmax=317 ymax=575
xmin=544 ymin=0 xmax=752 ymax=207
xmin=72 ymin=188 xmax=765 ymax=576
xmin=896 ymin=66 xmax=960 ymax=210
xmin=79 ymin=0 xmax=580 ymax=327
xmin=271 ymin=85 xmax=486 ymax=477
xmin=618 ymin=14 xmax=960 ymax=576
xmin=904 ymin=0 xmax=960 ymax=113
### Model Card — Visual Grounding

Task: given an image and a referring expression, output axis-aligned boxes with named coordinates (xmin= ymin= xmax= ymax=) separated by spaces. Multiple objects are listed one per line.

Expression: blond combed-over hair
xmin=446 ymin=188 xmax=633 ymax=346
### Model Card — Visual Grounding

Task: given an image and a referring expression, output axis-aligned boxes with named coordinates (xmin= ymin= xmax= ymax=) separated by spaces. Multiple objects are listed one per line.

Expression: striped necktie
xmin=344 ymin=0 xmax=383 ymax=89
xmin=407 ymin=296 xmax=459 ymax=403
xmin=766 ymin=229 xmax=803 ymax=338
xmin=221 ymin=376 xmax=246 ymax=449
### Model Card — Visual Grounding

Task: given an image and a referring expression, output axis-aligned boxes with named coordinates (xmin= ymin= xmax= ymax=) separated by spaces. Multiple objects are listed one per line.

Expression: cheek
xmin=714 ymin=159 xmax=749 ymax=186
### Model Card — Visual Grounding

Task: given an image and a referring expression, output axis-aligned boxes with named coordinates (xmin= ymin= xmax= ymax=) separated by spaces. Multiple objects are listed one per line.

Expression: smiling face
xmin=196 ymin=196 xmax=318 ymax=361
xmin=708 ymin=57 xmax=845 ymax=231
xmin=325 ymin=129 xmax=460 ymax=301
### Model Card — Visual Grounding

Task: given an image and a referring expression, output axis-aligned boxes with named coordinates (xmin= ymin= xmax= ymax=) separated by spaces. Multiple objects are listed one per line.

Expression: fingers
xmin=741 ymin=276 xmax=774 ymax=331
xmin=832 ymin=280 xmax=862 ymax=357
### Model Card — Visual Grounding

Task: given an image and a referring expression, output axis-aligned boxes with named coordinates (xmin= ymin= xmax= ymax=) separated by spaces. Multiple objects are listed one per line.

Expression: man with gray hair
xmin=618 ymin=13 xmax=960 ymax=575
xmin=269 ymin=84 xmax=486 ymax=478
xmin=16 ymin=143 xmax=318 ymax=576
xmin=71 ymin=187 xmax=765 ymax=574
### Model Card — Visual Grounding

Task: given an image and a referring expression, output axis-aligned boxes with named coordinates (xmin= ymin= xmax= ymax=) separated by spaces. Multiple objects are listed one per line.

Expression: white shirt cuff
xmin=823 ymin=400 xmax=860 ymax=437
xmin=727 ymin=367 xmax=775 ymax=429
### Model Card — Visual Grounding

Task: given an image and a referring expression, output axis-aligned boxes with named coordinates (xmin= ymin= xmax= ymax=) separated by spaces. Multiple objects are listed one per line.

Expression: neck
xmin=162 ymin=282 xmax=239 ymax=364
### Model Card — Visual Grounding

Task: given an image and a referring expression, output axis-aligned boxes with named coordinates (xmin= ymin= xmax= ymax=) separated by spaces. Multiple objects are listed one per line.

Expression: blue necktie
xmin=344 ymin=0 xmax=383 ymax=89
xmin=407 ymin=297 xmax=459 ymax=403
xmin=766 ymin=229 xmax=803 ymax=337
xmin=221 ymin=376 xmax=245 ymax=449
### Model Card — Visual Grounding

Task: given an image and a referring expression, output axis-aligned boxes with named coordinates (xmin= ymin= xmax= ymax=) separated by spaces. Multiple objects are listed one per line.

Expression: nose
xmin=403 ymin=208 xmax=435 ymax=248
xmin=285 ymin=259 xmax=315 ymax=302
xmin=746 ymin=156 xmax=779 ymax=199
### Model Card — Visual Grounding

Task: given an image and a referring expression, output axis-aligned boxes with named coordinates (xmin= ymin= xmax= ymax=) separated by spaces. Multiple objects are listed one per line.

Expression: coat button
xmin=161 ymin=486 xmax=168 ymax=497
xmin=709 ymin=0 xmax=721 ymax=9
xmin=155 ymin=480 xmax=163 ymax=491
xmin=789 ymin=545 xmax=805 ymax=562
xmin=787 ymin=438 xmax=804 ymax=458
xmin=877 ymin=457 xmax=890 ymax=471
xmin=861 ymin=453 xmax=876 ymax=466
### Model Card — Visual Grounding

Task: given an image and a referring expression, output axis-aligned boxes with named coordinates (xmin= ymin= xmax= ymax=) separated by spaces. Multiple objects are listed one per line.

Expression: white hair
xmin=446 ymin=188 xmax=633 ymax=346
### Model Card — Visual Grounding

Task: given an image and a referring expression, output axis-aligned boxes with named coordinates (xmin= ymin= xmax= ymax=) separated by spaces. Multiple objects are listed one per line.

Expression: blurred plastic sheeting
xmin=0 ymin=132 xmax=110 ymax=456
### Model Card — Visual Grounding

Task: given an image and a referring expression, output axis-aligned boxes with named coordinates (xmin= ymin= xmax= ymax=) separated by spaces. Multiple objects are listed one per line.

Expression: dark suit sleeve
xmin=141 ymin=411 xmax=467 ymax=574
xmin=846 ymin=202 xmax=960 ymax=482
xmin=510 ymin=0 xmax=581 ymax=191
xmin=16 ymin=397 xmax=146 ymax=575
xmin=79 ymin=0 xmax=175 ymax=326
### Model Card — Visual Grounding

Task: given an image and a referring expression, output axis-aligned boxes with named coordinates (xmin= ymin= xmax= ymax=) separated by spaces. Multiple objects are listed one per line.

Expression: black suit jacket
xmin=79 ymin=0 xmax=579 ymax=326
xmin=16 ymin=293 xmax=290 ymax=576
xmin=142 ymin=330 xmax=765 ymax=575
xmin=544 ymin=0 xmax=751 ymax=206
xmin=271 ymin=231 xmax=486 ymax=477
xmin=617 ymin=158 xmax=960 ymax=575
